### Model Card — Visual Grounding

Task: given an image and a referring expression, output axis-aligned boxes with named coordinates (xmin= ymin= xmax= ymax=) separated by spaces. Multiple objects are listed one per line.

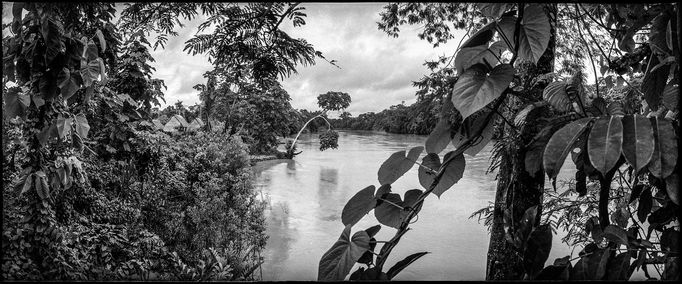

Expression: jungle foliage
xmin=318 ymin=2 xmax=679 ymax=281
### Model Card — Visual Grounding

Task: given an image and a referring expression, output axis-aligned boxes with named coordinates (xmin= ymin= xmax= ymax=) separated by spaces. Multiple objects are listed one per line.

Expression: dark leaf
xmin=318 ymin=225 xmax=371 ymax=281
xmin=587 ymin=116 xmax=623 ymax=175
xmin=543 ymin=118 xmax=592 ymax=180
xmin=605 ymin=253 xmax=632 ymax=280
xmin=621 ymin=114 xmax=655 ymax=174
xmin=660 ymin=228 xmax=679 ymax=255
xmin=637 ymin=187 xmax=652 ymax=222
xmin=425 ymin=119 xmax=451 ymax=154
xmin=341 ymin=185 xmax=376 ymax=226
xmin=378 ymin=146 xmax=424 ymax=185
xmin=666 ymin=173 xmax=679 ymax=205
xmin=386 ymin=252 xmax=429 ymax=280
xmin=543 ymin=81 xmax=572 ymax=112
xmin=648 ymin=117 xmax=677 ymax=179
xmin=451 ymin=64 xmax=514 ymax=120
xmin=497 ymin=4 xmax=551 ymax=64
xmin=431 ymin=152 xmax=465 ymax=198
xmin=641 ymin=55 xmax=670 ymax=111
xmin=418 ymin=153 xmax=440 ymax=190
xmin=603 ymin=225 xmax=629 ymax=246
xmin=524 ymin=224 xmax=553 ymax=279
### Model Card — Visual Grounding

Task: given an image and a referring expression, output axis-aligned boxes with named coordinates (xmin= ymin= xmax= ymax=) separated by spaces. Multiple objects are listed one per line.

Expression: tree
xmin=317 ymin=2 xmax=679 ymax=281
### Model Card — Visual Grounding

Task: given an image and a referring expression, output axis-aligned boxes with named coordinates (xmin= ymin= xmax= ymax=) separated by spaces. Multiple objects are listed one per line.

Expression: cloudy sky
xmin=147 ymin=3 xmax=463 ymax=115
xmin=2 ymin=3 xmax=463 ymax=115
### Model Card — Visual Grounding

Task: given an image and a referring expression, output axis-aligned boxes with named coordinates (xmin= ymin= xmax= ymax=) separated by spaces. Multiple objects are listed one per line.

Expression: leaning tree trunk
xmin=486 ymin=4 xmax=557 ymax=280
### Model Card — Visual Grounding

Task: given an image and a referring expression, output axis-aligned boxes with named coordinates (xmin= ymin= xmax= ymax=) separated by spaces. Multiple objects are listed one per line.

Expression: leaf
xmin=524 ymin=224 xmax=553 ymax=279
xmin=431 ymin=152 xmax=465 ymax=198
xmin=478 ymin=3 xmax=512 ymax=18
xmin=374 ymin=191 xmax=404 ymax=229
xmin=341 ymin=186 xmax=376 ymax=226
xmin=4 ymin=88 xmax=27 ymax=119
xmin=20 ymin=173 xmax=33 ymax=196
xmin=603 ymin=225 xmax=629 ymax=246
xmin=84 ymin=39 xmax=99 ymax=61
xmin=543 ymin=118 xmax=592 ymax=180
xmin=585 ymin=216 xmax=604 ymax=243
xmin=455 ymin=41 xmax=507 ymax=74
xmin=498 ymin=4 xmax=551 ymax=64
xmin=425 ymin=119 xmax=451 ymax=154
xmin=588 ymin=116 xmax=623 ymax=176
xmin=637 ymin=187 xmax=653 ymax=223
xmin=95 ymin=29 xmax=106 ymax=53
xmin=365 ymin=225 xmax=381 ymax=238
xmin=451 ymin=107 xmax=498 ymax=156
xmin=571 ymin=247 xmax=610 ymax=280
xmin=648 ymin=117 xmax=678 ymax=179
xmin=662 ymin=81 xmax=678 ymax=111
xmin=386 ymin=252 xmax=429 ymax=280
xmin=318 ymin=225 xmax=370 ymax=281
xmin=605 ymin=253 xmax=632 ymax=280
xmin=377 ymin=146 xmax=423 ymax=185
xmin=418 ymin=153 xmax=441 ymax=190
xmin=56 ymin=116 xmax=73 ymax=139
xmin=660 ymin=228 xmax=679 ymax=255
xmin=641 ymin=55 xmax=670 ymax=111
xmin=461 ymin=22 xmax=497 ymax=49
xmin=606 ymin=101 xmax=625 ymax=116
xmin=665 ymin=173 xmax=679 ymax=205
xmin=81 ymin=59 xmax=102 ymax=87
xmin=621 ymin=114 xmax=655 ymax=174
xmin=74 ymin=114 xmax=90 ymax=138
xmin=42 ymin=16 xmax=64 ymax=65
xmin=451 ymin=64 xmax=514 ymax=120
xmin=543 ymin=81 xmax=572 ymax=112
xmin=374 ymin=189 xmax=422 ymax=229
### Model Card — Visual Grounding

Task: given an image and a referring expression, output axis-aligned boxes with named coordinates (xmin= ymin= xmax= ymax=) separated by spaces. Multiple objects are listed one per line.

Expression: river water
xmin=252 ymin=130 xmax=574 ymax=280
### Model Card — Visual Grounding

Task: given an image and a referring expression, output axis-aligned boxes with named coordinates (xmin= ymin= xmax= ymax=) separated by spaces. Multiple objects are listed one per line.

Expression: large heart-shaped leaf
xmin=455 ymin=41 xmax=508 ymax=74
xmin=386 ymin=251 xmax=430 ymax=280
xmin=42 ymin=16 xmax=64 ymax=66
xmin=497 ymin=4 xmax=551 ymax=64
xmin=588 ymin=116 xmax=624 ymax=176
xmin=543 ymin=81 xmax=572 ymax=112
xmin=342 ymin=186 xmax=376 ymax=226
xmin=648 ymin=117 xmax=677 ymax=179
xmin=378 ymin=146 xmax=423 ymax=185
xmin=451 ymin=64 xmax=514 ymax=120
xmin=431 ymin=152 xmax=465 ymax=198
xmin=418 ymin=153 xmax=441 ymax=190
xmin=543 ymin=118 xmax=592 ymax=180
xmin=603 ymin=225 xmax=629 ymax=246
xmin=318 ymin=225 xmax=371 ymax=281
xmin=621 ymin=114 xmax=654 ymax=174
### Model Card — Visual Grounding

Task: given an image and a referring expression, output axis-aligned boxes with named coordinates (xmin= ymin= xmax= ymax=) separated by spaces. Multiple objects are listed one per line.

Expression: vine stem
xmin=374 ymin=91 xmax=509 ymax=270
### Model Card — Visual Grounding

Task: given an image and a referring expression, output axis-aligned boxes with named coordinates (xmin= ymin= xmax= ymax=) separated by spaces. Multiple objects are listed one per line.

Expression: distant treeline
xmin=329 ymin=100 xmax=440 ymax=135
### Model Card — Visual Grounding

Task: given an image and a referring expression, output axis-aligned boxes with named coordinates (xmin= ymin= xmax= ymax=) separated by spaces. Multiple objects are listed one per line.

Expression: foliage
xmin=319 ymin=130 xmax=339 ymax=151
xmin=319 ymin=2 xmax=679 ymax=281
xmin=317 ymin=91 xmax=351 ymax=112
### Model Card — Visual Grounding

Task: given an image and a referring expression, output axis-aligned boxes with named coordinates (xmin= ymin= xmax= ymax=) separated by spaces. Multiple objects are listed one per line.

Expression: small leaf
xmin=386 ymin=252 xmax=429 ymax=280
xmin=20 ymin=173 xmax=33 ymax=196
xmin=56 ymin=116 xmax=73 ymax=139
xmin=318 ymin=225 xmax=371 ymax=281
xmin=74 ymin=114 xmax=90 ymax=138
xmin=543 ymin=118 xmax=593 ymax=180
xmin=637 ymin=187 xmax=652 ymax=223
xmin=95 ymin=29 xmax=106 ymax=53
xmin=588 ymin=116 xmax=623 ymax=176
xmin=621 ymin=114 xmax=655 ymax=174
xmin=364 ymin=225 xmax=381 ymax=238
xmin=341 ymin=186 xmax=376 ymax=226
xmin=451 ymin=64 xmax=514 ymax=120
xmin=431 ymin=152 xmax=465 ymax=198
xmin=377 ymin=146 xmax=423 ymax=185
xmin=648 ymin=117 xmax=677 ymax=179
xmin=665 ymin=173 xmax=679 ymax=205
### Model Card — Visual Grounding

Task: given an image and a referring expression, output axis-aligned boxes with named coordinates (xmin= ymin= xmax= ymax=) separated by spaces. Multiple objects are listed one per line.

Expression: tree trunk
xmin=486 ymin=4 xmax=557 ymax=280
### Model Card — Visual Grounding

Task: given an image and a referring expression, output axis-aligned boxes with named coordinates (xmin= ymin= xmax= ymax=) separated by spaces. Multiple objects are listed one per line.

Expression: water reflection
xmin=253 ymin=130 xmax=573 ymax=281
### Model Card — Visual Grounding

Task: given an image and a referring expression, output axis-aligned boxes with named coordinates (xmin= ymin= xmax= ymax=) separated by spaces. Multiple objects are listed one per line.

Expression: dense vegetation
xmin=1 ymin=2 xmax=325 ymax=280
xmin=319 ymin=2 xmax=679 ymax=281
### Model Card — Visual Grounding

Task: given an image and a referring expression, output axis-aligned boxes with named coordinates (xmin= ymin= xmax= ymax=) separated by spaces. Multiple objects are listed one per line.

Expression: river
xmin=252 ymin=130 xmax=575 ymax=280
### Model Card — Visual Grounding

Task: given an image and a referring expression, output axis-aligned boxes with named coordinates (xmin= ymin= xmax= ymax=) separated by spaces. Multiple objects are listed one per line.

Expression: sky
xmin=145 ymin=3 xmax=463 ymax=115
xmin=1 ymin=2 xmax=463 ymax=116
